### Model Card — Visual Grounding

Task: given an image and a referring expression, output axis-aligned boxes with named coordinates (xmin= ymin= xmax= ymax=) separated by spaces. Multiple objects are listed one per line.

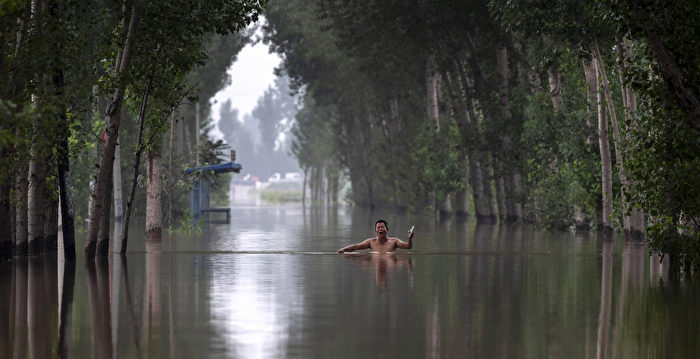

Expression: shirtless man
xmin=337 ymin=219 xmax=414 ymax=254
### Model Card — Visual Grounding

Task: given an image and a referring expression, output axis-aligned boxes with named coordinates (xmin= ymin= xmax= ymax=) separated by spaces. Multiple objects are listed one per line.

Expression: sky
xmin=210 ymin=29 xmax=282 ymax=137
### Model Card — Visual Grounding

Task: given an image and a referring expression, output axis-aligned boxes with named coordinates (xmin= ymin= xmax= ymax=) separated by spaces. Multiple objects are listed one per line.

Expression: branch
xmin=144 ymin=82 xmax=198 ymax=148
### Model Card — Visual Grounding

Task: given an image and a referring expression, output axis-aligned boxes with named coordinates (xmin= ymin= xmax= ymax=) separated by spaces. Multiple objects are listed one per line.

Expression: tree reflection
xmin=0 ymin=262 xmax=14 ymax=358
xmin=86 ymin=258 xmax=113 ymax=359
xmin=596 ymin=235 xmax=613 ymax=359
xmin=58 ymin=259 xmax=76 ymax=359
xmin=144 ymin=241 xmax=162 ymax=357
xmin=11 ymin=261 xmax=28 ymax=359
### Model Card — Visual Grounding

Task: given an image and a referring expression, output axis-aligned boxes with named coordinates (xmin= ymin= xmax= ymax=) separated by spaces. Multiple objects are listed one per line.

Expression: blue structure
xmin=186 ymin=162 xmax=241 ymax=224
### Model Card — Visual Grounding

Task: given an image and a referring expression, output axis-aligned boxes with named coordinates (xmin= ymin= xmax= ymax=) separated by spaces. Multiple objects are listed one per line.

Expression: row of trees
xmin=264 ymin=1 xmax=699 ymax=269
xmin=0 ymin=0 xmax=266 ymax=260
xmin=218 ymin=74 xmax=300 ymax=181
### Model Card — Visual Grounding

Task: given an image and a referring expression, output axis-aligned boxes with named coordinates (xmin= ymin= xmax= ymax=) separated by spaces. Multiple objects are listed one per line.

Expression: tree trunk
xmin=86 ymin=3 xmax=140 ymax=259
xmin=15 ymin=147 xmax=28 ymax=256
xmin=494 ymin=161 xmax=506 ymax=222
xmin=146 ymin=148 xmax=163 ymax=241
xmin=469 ymin=157 xmax=488 ymax=222
xmin=445 ymin=60 xmax=492 ymax=223
xmin=96 ymin=166 xmax=112 ymax=256
xmin=549 ymin=64 xmax=590 ymax=229
xmin=594 ymin=40 xmax=633 ymax=235
xmin=427 ymin=54 xmax=451 ymax=216
xmin=616 ymin=39 xmax=646 ymax=240
xmin=302 ymin=167 xmax=308 ymax=206
xmin=455 ymin=171 xmax=470 ymax=218
xmin=496 ymin=47 xmax=521 ymax=222
xmin=0 ymin=174 xmax=11 ymax=259
xmin=28 ymin=141 xmax=47 ymax=255
xmin=57 ymin=135 xmax=76 ymax=261
xmin=44 ymin=179 xmax=58 ymax=253
xmin=113 ymin=135 xmax=123 ymax=249
xmin=583 ymin=59 xmax=604 ymax=229
xmin=426 ymin=54 xmax=440 ymax=129
xmin=480 ymin=156 xmax=498 ymax=224
xmin=168 ymin=111 xmax=174 ymax=226
xmin=121 ymin=72 xmax=152 ymax=253
xmin=595 ymin=57 xmax=614 ymax=233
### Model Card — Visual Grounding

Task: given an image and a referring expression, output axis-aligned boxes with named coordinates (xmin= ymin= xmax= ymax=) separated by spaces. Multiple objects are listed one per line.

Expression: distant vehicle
xmin=268 ymin=173 xmax=282 ymax=182
xmin=285 ymin=172 xmax=302 ymax=181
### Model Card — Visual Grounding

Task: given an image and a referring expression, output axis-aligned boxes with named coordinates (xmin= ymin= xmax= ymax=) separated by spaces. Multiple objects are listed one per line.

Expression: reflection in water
xmin=13 ymin=260 xmax=28 ymax=359
xmin=0 ymin=208 xmax=699 ymax=358
xmin=29 ymin=257 xmax=57 ymax=359
xmin=341 ymin=253 xmax=413 ymax=289
xmin=86 ymin=258 xmax=112 ymax=359
xmin=0 ymin=262 xmax=14 ymax=359
xmin=597 ymin=236 xmax=613 ymax=359
xmin=58 ymin=259 xmax=76 ymax=359
xmin=119 ymin=253 xmax=142 ymax=357
xmin=144 ymin=241 xmax=162 ymax=358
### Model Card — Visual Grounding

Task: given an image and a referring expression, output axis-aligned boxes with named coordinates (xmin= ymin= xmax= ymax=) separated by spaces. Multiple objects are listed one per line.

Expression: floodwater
xmin=1 ymin=189 xmax=699 ymax=358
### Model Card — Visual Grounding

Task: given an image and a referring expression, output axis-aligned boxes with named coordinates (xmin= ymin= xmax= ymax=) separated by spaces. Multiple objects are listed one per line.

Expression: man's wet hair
xmin=375 ymin=219 xmax=388 ymax=229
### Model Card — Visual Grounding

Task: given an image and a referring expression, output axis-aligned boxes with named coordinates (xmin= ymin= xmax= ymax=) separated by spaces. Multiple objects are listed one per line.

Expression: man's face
xmin=375 ymin=222 xmax=388 ymax=237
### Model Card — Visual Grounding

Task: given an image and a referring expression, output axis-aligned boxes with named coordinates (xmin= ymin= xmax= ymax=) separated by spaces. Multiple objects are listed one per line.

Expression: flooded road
xmin=1 ymin=196 xmax=699 ymax=358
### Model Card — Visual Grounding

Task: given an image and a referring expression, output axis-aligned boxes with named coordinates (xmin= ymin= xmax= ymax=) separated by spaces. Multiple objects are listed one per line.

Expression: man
xmin=337 ymin=219 xmax=414 ymax=254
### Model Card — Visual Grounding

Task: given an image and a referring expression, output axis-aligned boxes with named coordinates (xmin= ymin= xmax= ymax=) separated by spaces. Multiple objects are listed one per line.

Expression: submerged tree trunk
xmin=44 ymin=178 xmax=58 ymax=253
xmin=594 ymin=41 xmax=635 ymax=236
xmin=458 ymin=64 xmax=496 ymax=223
xmin=15 ymin=145 xmax=28 ymax=256
xmin=86 ymin=3 xmax=140 ymax=259
xmin=57 ymin=134 xmax=76 ymax=260
xmin=121 ymin=72 xmax=152 ymax=253
xmin=496 ymin=47 xmax=520 ymax=223
xmin=427 ymin=54 xmax=451 ymax=216
xmin=595 ymin=57 xmax=614 ymax=233
xmin=494 ymin=161 xmax=507 ymax=222
xmin=549 ymin=64 xmax=590 ymax=230
xmin=28 ymin=141 xmax=47 ymax=255
xmin=96 ymin=166 xmax=113 ymax=256
xmin=113 ymin=136 xmax=124 ymax=249
xmin=0 ymin=173 xmax=11 ymax=259
xmin=455 ymin=171 xmax=470 ymax=218
xmin=616 ymin=39 xmax=646 ymax=240
xmin=146 ymin=148 xmax=163 ymax=241
xmin=446 ymin=66 xmax=490 ymax=222
xmin=480 ymin=155 xmax=498 ymax=224
xmin=583 ymin=59 xmax=604 ymax=229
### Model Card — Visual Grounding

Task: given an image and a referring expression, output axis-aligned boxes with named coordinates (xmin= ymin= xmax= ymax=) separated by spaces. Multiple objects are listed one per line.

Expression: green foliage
xmin=259 ymin=189 xmax=302 ymax=203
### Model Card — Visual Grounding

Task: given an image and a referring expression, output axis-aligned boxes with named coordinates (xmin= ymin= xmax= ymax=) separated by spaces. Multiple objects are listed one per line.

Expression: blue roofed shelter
xmin=185 ymin=161 xmax=241 ymax=225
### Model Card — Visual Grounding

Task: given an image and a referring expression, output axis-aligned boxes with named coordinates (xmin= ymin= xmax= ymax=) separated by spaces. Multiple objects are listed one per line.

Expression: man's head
xmin=375 ymin=219 xmax=389 ymax=238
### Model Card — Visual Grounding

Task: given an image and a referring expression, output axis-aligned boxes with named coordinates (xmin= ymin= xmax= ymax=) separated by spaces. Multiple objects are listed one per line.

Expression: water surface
xmin=1 ymin=202 xmax=698 ymax=358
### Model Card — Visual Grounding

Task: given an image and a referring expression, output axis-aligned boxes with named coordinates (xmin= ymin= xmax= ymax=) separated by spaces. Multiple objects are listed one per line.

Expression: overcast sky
xmin=210 ymin=29 xmax=282 ymax=134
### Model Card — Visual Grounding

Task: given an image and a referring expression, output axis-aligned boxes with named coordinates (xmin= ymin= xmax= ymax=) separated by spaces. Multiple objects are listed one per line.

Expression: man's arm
xmin=337 ymin=239 xmax=371 ymax=253
xmin=396 ymin=231 xmax=414 ymax=249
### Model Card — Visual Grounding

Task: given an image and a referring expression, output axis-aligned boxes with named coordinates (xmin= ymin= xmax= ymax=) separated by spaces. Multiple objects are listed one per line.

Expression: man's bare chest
xmin=370 ymin=239 xmax=396 ymax=252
